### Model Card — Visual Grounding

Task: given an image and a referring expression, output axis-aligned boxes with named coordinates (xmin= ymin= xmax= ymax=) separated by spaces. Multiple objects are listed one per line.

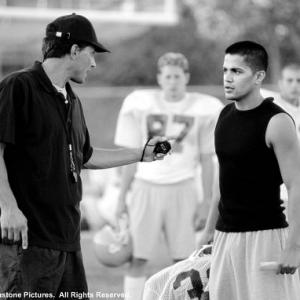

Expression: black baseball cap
xmin=45 ymin=13 xmax=110 ymax=53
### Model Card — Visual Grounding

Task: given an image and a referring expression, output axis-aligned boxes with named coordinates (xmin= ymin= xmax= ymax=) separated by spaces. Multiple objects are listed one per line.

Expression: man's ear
xmin=255 ymin=70 xmax=266 ymax=85
xmin=70 ymin=44 xmax=80 ymax=59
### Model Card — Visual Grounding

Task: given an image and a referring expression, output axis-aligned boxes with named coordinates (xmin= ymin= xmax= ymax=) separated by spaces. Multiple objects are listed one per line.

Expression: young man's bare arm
xmin=267 ymin=113 xmax=300 ymax=274
xmin=0 ymin=143 xmax=28 ymax=249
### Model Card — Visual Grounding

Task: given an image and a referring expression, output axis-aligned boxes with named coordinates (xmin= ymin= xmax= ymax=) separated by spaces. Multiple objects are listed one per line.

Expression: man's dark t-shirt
xmin=0 ymin=62 xmax=93 ymax=251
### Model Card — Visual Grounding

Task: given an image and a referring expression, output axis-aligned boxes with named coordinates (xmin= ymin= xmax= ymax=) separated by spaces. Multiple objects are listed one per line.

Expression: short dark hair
xmin=42 ymin=37 xmax=91 ymax=60
xmin=225 ymin=41 xmax=268 ymax=72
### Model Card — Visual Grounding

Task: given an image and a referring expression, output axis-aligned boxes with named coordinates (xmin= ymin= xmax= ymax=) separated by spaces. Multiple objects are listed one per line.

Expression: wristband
xmin=140 ymin=138 xmax=153 ymax=162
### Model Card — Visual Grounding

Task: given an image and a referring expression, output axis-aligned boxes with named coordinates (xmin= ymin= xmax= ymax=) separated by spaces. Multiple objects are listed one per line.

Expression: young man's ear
xmin=255 ymin=70 xmax=266 ymax=85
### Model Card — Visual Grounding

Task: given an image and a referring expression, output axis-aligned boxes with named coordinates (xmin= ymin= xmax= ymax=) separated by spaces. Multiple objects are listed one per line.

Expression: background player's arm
xmin=115 ymin=163 xmax=137 ymax=220
xmin=200 ymin=153 xmax=215 ymax=210
xmin=200 ymin=154 xmax=214 ymax=200
xmin=267 ymin=113 xmax=300 ymax=272
xmin=0 ymin=143 xmax=28 ymax=249
xmin=197 ymin=165 xmax=220 ymax=247
xmin=196 ymin=108 xmax=221 ymax=230
xmin=194 ymin=153 xmax=215 ymax=230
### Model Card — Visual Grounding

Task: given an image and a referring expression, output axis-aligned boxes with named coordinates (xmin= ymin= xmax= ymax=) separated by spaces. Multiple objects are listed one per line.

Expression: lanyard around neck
xmin=53 ymin=93 xmax=78 ymax=183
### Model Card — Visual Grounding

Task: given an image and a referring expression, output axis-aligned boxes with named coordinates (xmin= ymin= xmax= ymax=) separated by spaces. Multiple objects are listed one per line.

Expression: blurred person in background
xmin=114 ymin=52 xmax=223 ymax=300
xmin=261 ymin=63 xmax=300 ymax=129
xmin=275 ymin=63 xmax=300 ymax=136
xmin=0 ymin=13 xmax=168 ymax=298
xmin=261 ymin=64 xmax=300 ymax=204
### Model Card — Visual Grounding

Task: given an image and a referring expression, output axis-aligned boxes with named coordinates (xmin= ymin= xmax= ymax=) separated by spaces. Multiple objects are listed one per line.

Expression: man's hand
xmin=276 ymin=245 xmax=300 ymax=274
xmin=196 ymin=230 xmax=214 ymax=250
xmin=1 ymin=206 xmax=28 ymax=249
xmin=193 ymin=202 xmax=209 ymax=232
xmin=141 ymin=136 xmax=171 ymax=162
xmin=115 ymin=194 xmax=128 ymax=219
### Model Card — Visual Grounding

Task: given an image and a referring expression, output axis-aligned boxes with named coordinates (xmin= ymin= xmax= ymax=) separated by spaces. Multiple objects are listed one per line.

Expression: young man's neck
xmin=234 ymin=89 xmax=264 ymax=111
xmin=42 ymin=58 xmax=69 ymax=88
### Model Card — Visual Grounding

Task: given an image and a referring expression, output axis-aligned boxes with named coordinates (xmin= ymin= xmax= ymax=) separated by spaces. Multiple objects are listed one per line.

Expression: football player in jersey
xmin=276 ymin=63 xmax=300 ymax=136
xmin=262 ymin=64 xmax=300 ymax=204
xmin=261 ymin=63 xmax=300 ymax=136
xmin=114 ymin=52 xmax=223 ymax=299
xmin=261 ymin=63 xmax=300 ymax=132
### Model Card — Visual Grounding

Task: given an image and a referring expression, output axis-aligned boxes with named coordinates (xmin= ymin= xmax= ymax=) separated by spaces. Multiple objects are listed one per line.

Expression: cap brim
xmin=91 ymin=41 xmax=110 ymax=53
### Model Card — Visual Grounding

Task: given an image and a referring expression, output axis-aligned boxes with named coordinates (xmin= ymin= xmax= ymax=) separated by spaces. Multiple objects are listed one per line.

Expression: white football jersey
xmin=260 ymin=88 xmax=279 ymax=100
xmin=143 ymin=245 xmax=211 ymax=300
xmin=115 ymin=90 xmax=223 ymax=184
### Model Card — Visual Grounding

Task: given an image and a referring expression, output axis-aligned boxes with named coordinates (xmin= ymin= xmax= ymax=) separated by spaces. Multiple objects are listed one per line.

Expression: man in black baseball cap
xmin=41 ymin=13 xmax=110 ymax=84
xmin=0 ymin=13 xmax=169 ymax=298
xmin=45 ymin=13 xmax=109 ymax=53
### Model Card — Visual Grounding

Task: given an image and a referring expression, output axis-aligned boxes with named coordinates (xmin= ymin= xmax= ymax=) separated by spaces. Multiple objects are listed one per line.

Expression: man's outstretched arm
xmin=85 ymin=136 xmax=169 ymax=169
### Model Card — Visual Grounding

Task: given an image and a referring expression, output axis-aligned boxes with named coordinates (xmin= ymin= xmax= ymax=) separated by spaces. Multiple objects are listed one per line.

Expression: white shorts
xmin=128 ymin=179 xmax=198 ymax=260
xmin=210 ymin=229 xmax=300 ymax=300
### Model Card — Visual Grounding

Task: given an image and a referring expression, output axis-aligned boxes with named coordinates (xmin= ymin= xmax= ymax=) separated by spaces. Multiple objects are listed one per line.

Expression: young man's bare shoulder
xmin=267 ymin=113 xmax=296 ymax=146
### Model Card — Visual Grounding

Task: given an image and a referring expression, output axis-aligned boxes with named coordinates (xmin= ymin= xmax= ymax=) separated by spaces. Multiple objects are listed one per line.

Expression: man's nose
xmin=91 ymin=57 xmax=96 ymax=68
xmin=224 ymin=73 xmax=233 ymax=82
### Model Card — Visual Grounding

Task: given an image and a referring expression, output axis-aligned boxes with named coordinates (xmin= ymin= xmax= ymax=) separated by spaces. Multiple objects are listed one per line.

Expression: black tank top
xmin=215 ymin=98 xmax=289 ymax=232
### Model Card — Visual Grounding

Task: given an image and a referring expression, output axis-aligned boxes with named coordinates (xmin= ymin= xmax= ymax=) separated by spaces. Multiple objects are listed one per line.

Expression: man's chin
xmin=224 ymin=94 xmax=236 ymax=101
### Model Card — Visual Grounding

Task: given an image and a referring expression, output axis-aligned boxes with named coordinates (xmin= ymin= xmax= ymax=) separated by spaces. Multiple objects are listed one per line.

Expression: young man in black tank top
xmin=199 ymin=41 xmax=300 ymax=300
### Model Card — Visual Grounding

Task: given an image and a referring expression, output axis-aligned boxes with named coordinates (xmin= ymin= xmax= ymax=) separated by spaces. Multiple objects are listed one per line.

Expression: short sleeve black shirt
xmin=0 ymin=62 xmax=93 ymax=251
